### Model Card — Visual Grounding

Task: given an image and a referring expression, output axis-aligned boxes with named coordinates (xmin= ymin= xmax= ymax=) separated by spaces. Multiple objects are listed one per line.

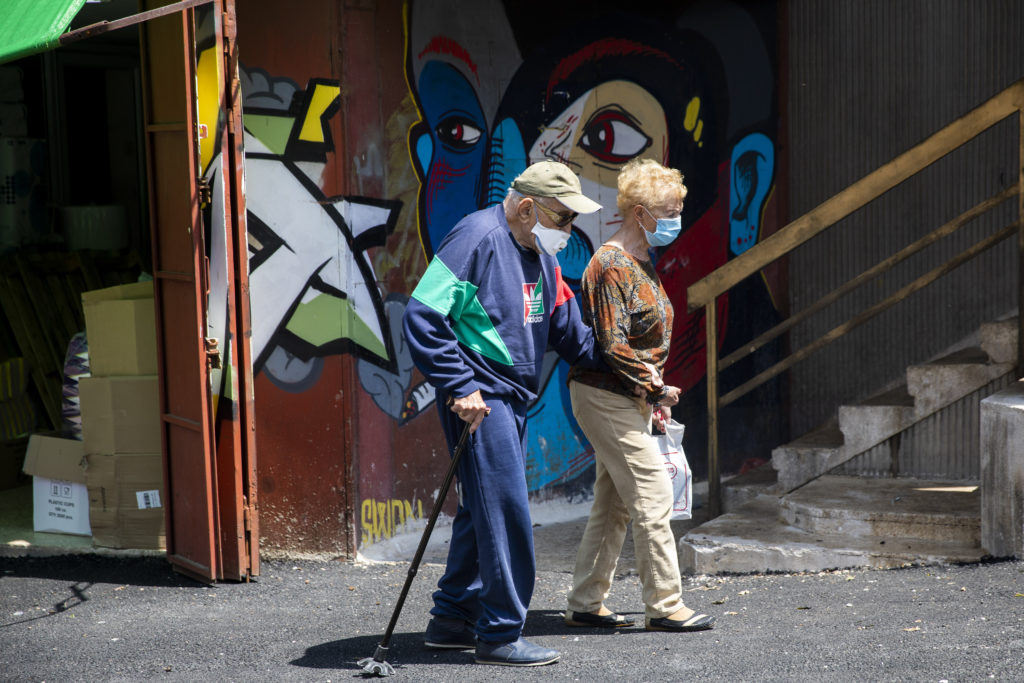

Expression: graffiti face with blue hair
xmin=406 ymin=0 xmax=520 ymax=258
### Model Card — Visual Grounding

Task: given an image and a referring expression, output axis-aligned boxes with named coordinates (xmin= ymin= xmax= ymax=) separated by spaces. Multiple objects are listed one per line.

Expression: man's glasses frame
xmin=531 ymin=198 xmax=577 ymax=228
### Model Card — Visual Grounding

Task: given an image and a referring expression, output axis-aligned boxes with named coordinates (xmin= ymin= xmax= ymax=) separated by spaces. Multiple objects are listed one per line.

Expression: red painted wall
xmin=237 ymin=0 xmax=355 ymax=556
xmin=236 ymin=0 xmax=448 ymax=556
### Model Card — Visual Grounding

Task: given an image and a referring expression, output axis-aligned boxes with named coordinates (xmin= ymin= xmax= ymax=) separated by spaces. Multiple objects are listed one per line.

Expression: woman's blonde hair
xmin=616 ymin=158 xmax=687 ymax=214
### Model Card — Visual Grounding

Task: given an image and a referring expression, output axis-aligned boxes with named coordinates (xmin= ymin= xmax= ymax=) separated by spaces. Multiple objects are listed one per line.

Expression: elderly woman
xmin=564 ymin=158 xmax=714 ymax=632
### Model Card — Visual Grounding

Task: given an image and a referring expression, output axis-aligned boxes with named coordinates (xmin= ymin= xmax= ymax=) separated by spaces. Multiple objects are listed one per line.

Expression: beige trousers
xmin=567 ymin=380 xmax=684 ymax=619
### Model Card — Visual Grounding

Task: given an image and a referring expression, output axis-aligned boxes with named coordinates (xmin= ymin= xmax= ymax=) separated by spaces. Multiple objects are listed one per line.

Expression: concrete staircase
xmin=679 ymin=316 xmax=1018 ymax=575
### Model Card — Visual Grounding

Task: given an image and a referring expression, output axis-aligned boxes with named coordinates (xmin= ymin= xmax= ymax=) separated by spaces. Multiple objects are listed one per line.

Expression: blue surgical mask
xmin=641 ymin=206 xmax=682 ymax=247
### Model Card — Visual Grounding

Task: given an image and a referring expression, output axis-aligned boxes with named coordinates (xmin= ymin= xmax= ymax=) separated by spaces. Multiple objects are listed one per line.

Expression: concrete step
xmin=679 ymin=477 xmax=985 ymax=575
xmin=772 ymin=420 xmax=845 ymax=492
xmin=721 ymin=462 xmax=780 ymax=512
xmin=779 ymin=475 xmax=979 ymax=544
xmin=906 ymin=346 xmax=1014 ymax=416
xmin=838 ymin=385 xmax=916 ymax=453
xmin=773 ymin=339 xmax=1015 ymax=492
xmin=980 ymin=316 xmax=1018 ymax=365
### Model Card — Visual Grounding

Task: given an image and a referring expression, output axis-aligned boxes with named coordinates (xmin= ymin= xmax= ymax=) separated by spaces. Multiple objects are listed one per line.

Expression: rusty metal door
xmin=140 ymin=0 xmax=255 ymax=582
xmin=203 ymin=0 xmax=259 ymax=580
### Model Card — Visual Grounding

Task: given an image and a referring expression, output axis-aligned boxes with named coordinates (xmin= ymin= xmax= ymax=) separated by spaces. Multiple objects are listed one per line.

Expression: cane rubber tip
xmin=357 ymin=656 xmax=395 ymax=677
xmin=357 ymin=645 xmax=395 ymax=677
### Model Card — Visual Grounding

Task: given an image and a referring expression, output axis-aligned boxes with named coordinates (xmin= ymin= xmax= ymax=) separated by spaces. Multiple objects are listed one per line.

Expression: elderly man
xmin=403 ymin=161 xmax=604 ymax=667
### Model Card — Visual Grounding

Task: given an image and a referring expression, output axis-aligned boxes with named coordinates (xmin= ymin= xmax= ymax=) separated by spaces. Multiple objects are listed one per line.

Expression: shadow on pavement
xmin=294 ymin=608 xmax=666 ymax=673
xmin=0 ymin=554 xmax=205 ymax=588
xmin=523 ymin=608 xmax=660 ymax=637
xmin=293 ymin=632 xmax=474 ymax=672
xmin=0 ymin=580 xmax=92 ymax=630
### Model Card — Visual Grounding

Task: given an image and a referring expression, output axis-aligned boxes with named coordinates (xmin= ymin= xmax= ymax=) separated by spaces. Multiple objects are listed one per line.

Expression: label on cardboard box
xmin=136 ymin=490 xmax=161 ymax=509
xmin=32 ymin=477 xmax=91 ymax=536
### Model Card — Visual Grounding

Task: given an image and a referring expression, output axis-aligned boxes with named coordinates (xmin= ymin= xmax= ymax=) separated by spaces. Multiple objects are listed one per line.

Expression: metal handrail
xmin=687 ymin=78 xmax=1024 ymax=517
xmin=718 ymin=186 xmax=1018 ymax=374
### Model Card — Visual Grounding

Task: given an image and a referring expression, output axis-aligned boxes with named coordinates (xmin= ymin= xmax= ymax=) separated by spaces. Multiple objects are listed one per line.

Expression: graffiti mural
xmin=215 ymin=0 xmax=782 ymax=552
xmin=198 ymin=9 xmax=431 ymax=551
xmin=404 ymin=0 xmax=783 ymax=487
xmin=199 ymin=56 xmax=403 ymax=404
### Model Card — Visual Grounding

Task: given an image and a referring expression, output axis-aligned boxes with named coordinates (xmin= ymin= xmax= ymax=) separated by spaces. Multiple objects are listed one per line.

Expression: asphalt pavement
xmin=1 ymin=521 xmax=1023 ymax=682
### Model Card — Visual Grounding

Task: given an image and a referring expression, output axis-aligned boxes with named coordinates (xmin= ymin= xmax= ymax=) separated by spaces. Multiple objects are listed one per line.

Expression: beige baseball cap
xmin=510 ymin=161 xmax=602 ymax=214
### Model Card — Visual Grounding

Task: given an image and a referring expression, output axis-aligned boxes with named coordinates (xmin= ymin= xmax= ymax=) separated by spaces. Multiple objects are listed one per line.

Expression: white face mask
xmin=531 ymin=216 xmax=570 ymax=255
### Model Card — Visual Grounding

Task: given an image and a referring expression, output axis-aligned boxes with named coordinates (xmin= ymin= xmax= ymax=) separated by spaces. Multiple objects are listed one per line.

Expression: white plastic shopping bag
xmin=655 ymin=419 xmax=692 ymax=520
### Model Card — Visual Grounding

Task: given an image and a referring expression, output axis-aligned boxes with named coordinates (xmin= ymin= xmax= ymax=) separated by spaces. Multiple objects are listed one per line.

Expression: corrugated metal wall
xmin=835 ymin=372 xmax=1015 ymax=480
xmin=786 ymin=1 xmax=1024 ymax=442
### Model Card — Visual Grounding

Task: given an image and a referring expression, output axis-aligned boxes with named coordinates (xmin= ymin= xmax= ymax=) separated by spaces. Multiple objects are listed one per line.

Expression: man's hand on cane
xmin=450 ymin=390 xmax=491 ymax=433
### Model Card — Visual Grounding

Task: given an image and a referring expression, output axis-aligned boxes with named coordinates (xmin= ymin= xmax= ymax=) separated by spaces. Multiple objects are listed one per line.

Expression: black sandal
xmin=645 ymin=613 xmax=715 ymax=632
xmin=564 ymin=609 xmax=635 ymax=628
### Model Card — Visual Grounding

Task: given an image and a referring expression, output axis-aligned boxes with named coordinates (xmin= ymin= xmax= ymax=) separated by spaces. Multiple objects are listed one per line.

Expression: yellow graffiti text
xmin=361 ymin=498 xmax=424 ymax=545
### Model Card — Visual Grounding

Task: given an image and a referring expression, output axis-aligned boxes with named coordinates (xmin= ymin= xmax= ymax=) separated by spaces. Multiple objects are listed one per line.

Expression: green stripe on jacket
xmin=411 ymin=257 xmax=514 ymax=366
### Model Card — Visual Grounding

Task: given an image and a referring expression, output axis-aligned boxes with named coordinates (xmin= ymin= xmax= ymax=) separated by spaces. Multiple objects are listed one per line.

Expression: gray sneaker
xmin=424 ymin=616 xmax=476 ymax=650
xmin=475 ymin=637 xmax=560 ymax=666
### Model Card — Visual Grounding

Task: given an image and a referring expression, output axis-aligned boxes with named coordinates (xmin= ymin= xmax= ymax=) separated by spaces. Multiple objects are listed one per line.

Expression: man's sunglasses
xmin=531 ymin=198 xmax=577 ymax=228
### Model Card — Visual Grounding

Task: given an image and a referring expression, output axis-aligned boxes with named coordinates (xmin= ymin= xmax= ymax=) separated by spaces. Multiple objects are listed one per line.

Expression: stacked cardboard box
xmin=21 ymin=434 xmax=90 ymax=536
xmin=79 ymin=281 xmax=165 ymax=550
xmin=81 ymin=281 xmax=157 ymax=377
xmin=85 ymin=451 xmax=165 ymax=549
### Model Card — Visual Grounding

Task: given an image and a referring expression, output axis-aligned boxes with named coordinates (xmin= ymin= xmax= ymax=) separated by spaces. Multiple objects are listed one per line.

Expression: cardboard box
xmin=22 ymin=434 xmax=91 ymax=536
xmin=79 ymin=376 xmax=160 ymax=454
xmin=86 ymin=453 xmax=165 ymax=550
xmin=82 ymin=281 xmax=157 ymax=377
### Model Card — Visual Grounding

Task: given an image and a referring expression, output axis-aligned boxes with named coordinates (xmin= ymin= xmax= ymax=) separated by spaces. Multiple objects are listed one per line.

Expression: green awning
xmin=0 ymin=0 xmax=86 ymax=65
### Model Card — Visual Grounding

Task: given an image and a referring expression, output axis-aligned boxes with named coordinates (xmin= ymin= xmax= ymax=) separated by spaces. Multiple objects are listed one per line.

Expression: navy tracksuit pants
xmin=430 ymin=393 xmax=533 ymax=644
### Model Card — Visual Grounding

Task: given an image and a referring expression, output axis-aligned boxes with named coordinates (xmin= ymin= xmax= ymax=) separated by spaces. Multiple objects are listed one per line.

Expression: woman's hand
xmin=659 ymin=385 xmax=681 ymax=407
xmin=450 ymin=390 xmax=490 ymax=433
xmin=651 ymin=404 xmax=671 ymax=432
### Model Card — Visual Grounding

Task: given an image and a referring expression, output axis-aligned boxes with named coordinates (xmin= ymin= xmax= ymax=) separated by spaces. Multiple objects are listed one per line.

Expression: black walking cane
xmin=358 ymin=420 xmax=473 ymax=676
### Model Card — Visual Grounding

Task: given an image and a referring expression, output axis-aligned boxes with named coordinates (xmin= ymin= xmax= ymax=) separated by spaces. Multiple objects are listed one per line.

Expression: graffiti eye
xmin=578 ymin=108 xmax=652 ymax=164
xmin=435 ymin=115 xmax=483 ymax=151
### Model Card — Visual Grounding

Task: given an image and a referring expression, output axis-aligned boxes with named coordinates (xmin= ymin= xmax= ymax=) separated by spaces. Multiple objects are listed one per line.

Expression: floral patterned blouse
xmin=568 ymin=245 xmax=674 ymax=402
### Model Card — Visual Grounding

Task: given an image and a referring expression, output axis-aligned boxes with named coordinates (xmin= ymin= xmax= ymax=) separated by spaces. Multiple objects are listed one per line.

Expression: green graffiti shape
xmin=243 ymin=114 xmax=295 ymax=156
xmin=284 ymin=293 xmax=388 ymax=361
